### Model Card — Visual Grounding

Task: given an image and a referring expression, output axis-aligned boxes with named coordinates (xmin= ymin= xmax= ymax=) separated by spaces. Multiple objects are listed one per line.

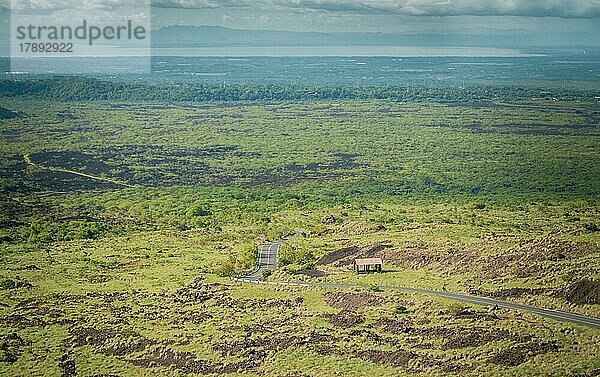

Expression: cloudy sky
xmin=152 ymin=0 xmax=600 ymax=18
xmin=147 ymin=0 xmax=600 ymax=49
xmin=1 ymin=0 xmax=599 ymax=47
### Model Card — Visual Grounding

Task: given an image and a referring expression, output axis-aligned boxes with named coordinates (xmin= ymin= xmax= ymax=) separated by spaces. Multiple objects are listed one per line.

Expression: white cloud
xmin=148 ymin=0 xmax=600 ymax=18
xmin=152 ymin=0 xmax=217 ymax=8
xmin=152 ymin=0 xmax=248 ymax=8
xmin=389 ymin=0 xmax=600 ymax=18
xmin=7 ymin=0 xmax=599 ymax=18
xmin=9 ymin=0 xmax=150 ymax=11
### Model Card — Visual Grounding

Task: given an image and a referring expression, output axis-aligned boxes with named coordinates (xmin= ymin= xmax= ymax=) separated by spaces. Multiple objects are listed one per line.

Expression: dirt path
xmin=23 ymin=153 xmax=136 ymax=188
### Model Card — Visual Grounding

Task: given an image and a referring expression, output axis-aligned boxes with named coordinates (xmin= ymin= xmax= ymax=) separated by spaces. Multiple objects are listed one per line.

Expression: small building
xmin=353 ymin=258 xmax=383 ymax=274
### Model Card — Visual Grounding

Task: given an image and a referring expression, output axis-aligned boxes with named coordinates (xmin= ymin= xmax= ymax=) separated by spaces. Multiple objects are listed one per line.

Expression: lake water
xmin=151 ymin=45 xmax=539 ymax=58
xmin=1 ymin=48 xmax=599 ymax=89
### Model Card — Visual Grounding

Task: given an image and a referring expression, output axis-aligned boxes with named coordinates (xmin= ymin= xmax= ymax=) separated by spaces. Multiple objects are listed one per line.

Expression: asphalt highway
xmin=239 ymin=241 xmax=281 ymax=280
xmin=235 ymin=241 xmax=600 ymax=330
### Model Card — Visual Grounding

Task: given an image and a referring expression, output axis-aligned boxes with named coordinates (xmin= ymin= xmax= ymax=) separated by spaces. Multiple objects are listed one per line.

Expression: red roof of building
xmin=354 ymin=258 xmax=383 ymax=266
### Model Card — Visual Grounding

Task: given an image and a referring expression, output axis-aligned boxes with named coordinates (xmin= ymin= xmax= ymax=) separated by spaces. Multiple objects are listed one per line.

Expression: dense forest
xmin=1 ymin=77 xmax=597 ymax=102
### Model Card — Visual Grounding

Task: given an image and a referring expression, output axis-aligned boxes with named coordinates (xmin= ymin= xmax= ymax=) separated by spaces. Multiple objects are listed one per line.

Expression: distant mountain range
xmin=151 ymin=25 xmax=597 ymax=49
xmin=0 ymin=25 xmax=595 ymax=57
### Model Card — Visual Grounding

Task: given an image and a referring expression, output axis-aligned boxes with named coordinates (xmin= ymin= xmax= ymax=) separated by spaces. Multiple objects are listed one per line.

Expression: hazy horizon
xmin=1 ymin=1 xmax=599 ymax=57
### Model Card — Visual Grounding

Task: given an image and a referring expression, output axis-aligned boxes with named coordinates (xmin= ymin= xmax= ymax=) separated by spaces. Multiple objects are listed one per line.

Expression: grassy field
xmin=1 ymin=97 xmax=599 ymax=376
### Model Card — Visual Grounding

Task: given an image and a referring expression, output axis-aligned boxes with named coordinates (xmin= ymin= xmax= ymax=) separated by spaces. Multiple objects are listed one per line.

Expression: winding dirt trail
xmin=24 ymin=153 xmax=136 ymax=188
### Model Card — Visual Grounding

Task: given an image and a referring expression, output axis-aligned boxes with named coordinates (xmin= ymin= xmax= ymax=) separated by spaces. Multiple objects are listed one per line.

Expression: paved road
xmin=234 ymin=241 xmax=600 ymax=330
xmin=238 ymin=241 xmax=281 ymax=280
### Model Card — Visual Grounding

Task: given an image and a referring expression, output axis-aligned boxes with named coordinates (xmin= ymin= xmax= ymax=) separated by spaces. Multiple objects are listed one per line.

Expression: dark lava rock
xmin=0 ymin=333 xmax=30 ymax=363
xmin=564 ymin=278 xmax=600 ymax=305
xmin=59 ymin=352 xmax=76 ymax=377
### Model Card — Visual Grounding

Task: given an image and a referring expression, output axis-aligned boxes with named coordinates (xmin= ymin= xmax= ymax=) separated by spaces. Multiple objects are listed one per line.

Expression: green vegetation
xmin=215 ymin=242 xmax=258 ymax=277
xmin=0 ymin=91 xmax=599 ymax=376
xmin=279 ymin=238 xmax=315 ymax=267
xmin=1 ymin=77 xmax=598 ymax=102
xmin=0 ymin=106 xmax=20 ymax=120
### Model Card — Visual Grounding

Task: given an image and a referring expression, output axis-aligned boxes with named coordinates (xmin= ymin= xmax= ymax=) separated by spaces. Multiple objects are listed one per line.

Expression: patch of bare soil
xmin=507 ymin=238 xmax=598 ymax=261
xmin=175 ymin=311 xmax=212 ymax=325
xmin=357 ymin=349 xmax=415 ymax=368
xmin=238 ymin=297 xmax=304 ymax=310
xmin=564 ymin=278 xmax=600 ymax=305
xmin=314 ymin=341 xmax=453 ymax=372
xmin=129 ymin=347 xmax=215 ymax=374
xmin=1 ymin=314 xmax=46 ymax=328
xmin=304 ymin=329 xmax=462 ymax=373
xmin=86 ymin=291 xmax=129 ymax=304
xmin=173 ymin=276 xmax=233 ymax=307
xmin=440 ymin=328 xmax=515 ymax=350
xmin=380 ymin=237 xmax=598 ymax=280
xmin=3 ymin=294 xmax=84 ymax=329
xmin=214 ymin=334 xmax=300 ymax=355
xmin=0 ymin=333 xmax=30 ymax=363
xmin=488 ymin=341 xmax=559 ymax=366
xmin=130 ymin=346 xmax=260 ymax=374
xmin=213 ymin=339 xmax=256 ymax=354
xmin=295 ymin=269 xmax=329 ymax=278
xmin=316 ymin=243 xmax=392 ymax=267
xmin=102 ymin=337 xmax=156 ymax=357
xmin=376 ymin=318 xmax=414 ymax=334
xmin=1 ymin=293 xmax=75 ymax=329
xmin=347 ymin=328 xmax=385 ymax=345
xmin=324 ymin=310 xmax=365 ymax=328
xmin=324 ymin=292 xmax=387 ymax=310
xmin=470 ymin=287 xmax=549 ymax=299
xmin=69 ymin=326 xmax=116 ymax=348
xmin=69 ymin=326 xmax=155 ymax=356
xmin=451 ymin=308 xmax=501 ymax=321
xmin=377 ymin=320 xmax=526 ymax=350
xmin=315 ymin=246 xmax=359 ymax=265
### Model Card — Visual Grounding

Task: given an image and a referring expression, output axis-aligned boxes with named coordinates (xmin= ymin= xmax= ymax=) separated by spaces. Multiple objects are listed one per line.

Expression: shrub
xmin=279 ymin=241 xmax=314 ymax=266
xmin=446 ymin=302 xmax=469 ymax=315
xmin=27 ymin=220 xmax=110 ymax=244
xmin=214 ymin=243 xmax=258 ymax=277
xmin=236 ymin=243 xmax=258 ymax=272
xmin=0 ymin=278 xmax=32 ymax=290
xmin=0 ymin=278 xmax=16 ymax=290
xmin=214 ymin=257 xmax=235 ymax=277
xmin=187 ymin=203 xmax=211 ymax=217
xmin=560 ymin=274 xmax=573 ymax=283
xmin=261 ymin=269 xmax=273 ymax=279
